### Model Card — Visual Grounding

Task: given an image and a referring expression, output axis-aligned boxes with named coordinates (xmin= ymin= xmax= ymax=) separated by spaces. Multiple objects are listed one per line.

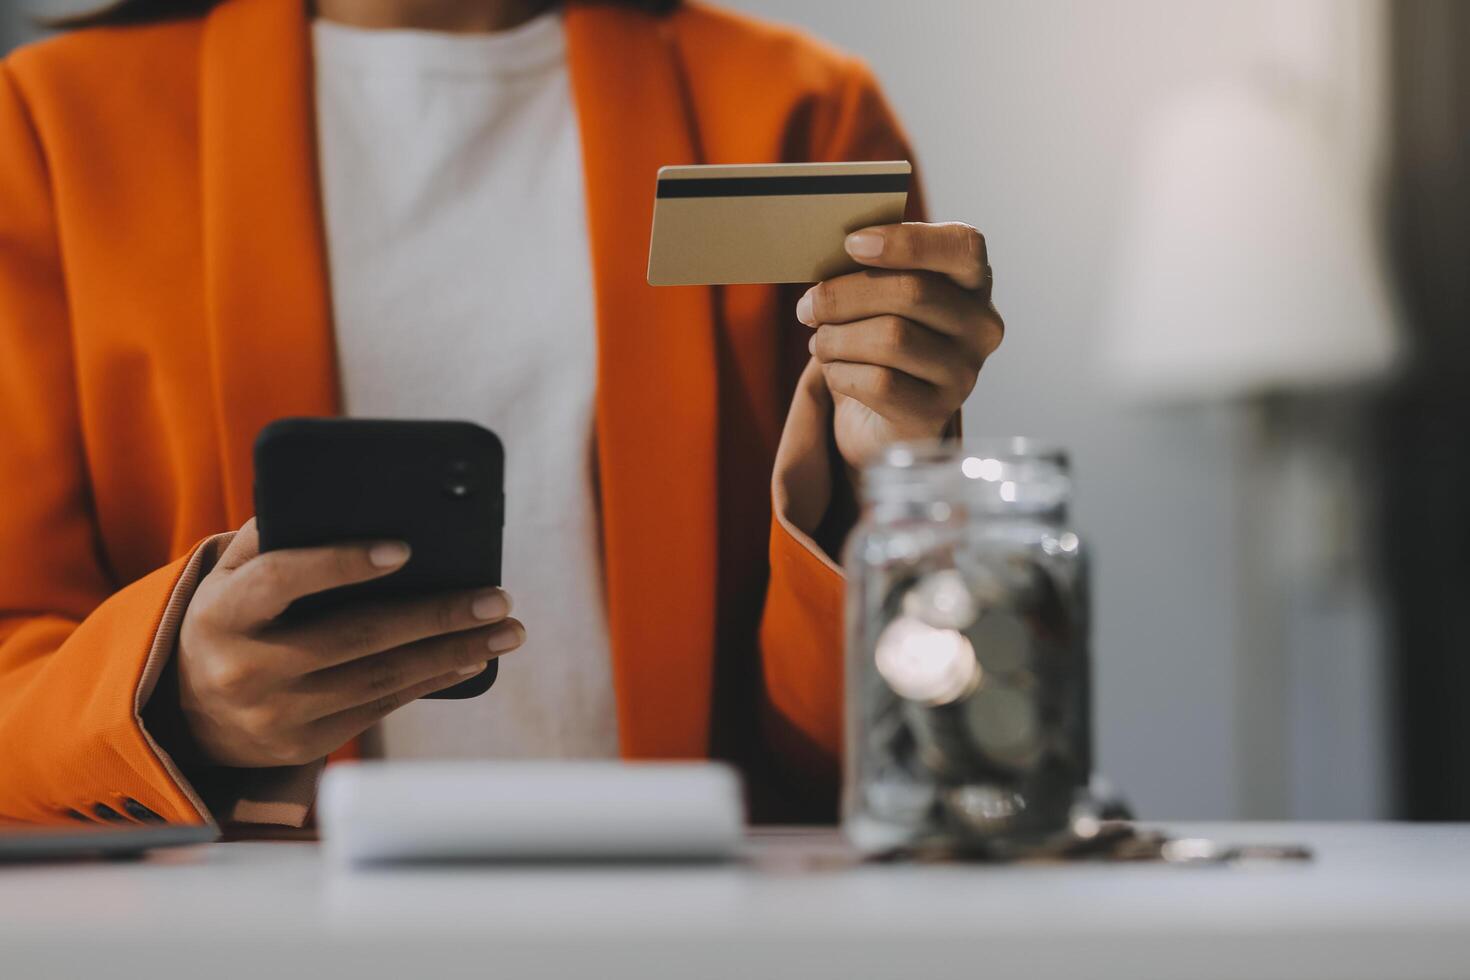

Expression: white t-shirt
xmin=313 ymin=11 xmax=620 ymax=759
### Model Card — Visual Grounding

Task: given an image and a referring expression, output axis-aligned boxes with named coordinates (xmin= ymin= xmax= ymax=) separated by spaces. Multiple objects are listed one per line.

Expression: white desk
xmin=4 ymin=823 xmax=1470 ymax=980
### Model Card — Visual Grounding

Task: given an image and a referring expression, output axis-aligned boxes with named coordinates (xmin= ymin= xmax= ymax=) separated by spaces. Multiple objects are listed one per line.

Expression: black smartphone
xmin=253 ymin=417 xmax=505 ymax=699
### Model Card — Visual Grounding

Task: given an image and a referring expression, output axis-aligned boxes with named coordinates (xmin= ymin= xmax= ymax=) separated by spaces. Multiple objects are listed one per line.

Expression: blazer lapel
xmin=201 ymin=0 xmax=339 ymax=524
xmin=565 ymin=5 xmax=721 ymax=758
xmin=198 ymin=0 xmax=721 ymax=758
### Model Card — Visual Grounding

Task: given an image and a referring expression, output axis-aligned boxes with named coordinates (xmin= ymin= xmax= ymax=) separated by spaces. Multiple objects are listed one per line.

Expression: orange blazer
xmin=0 ymin=0 xmax=920 ymax=827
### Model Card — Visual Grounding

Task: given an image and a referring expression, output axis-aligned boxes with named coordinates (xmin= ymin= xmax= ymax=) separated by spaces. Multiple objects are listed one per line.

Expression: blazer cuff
xmin=759 ymin=357 xmax=848 ymax=786
xmin=132 ymin=534 xmax=231 ymax=826
xmin=135 ymin=531 xmax=322 ymax=829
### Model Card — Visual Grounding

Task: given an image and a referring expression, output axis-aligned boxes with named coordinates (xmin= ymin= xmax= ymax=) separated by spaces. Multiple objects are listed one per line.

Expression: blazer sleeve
xmin=756 ymin=59 xmax=930 ymax=804
xmin=0 ymin=61 xmax=217 ymax=827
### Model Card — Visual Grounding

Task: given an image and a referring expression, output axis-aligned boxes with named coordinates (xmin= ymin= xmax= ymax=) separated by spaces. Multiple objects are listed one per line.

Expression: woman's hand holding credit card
xmin=647 ymin=160 xmax=1003 ymax=469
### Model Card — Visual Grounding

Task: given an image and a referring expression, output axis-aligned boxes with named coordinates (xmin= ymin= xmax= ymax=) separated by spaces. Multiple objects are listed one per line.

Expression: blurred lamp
xmin=1100 ymin=1 xmax=1401 ymax=820
xmin=1103 ymin=75 xmax=1400 ymax=401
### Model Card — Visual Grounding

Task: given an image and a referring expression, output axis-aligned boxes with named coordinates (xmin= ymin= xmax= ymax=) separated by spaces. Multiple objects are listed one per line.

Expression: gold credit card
xmin=646 ymin=160 xmax=912 ymax=286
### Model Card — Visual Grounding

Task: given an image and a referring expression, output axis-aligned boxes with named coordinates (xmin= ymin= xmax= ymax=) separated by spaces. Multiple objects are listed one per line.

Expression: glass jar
xmin=842 ymin=439 xmax=1092 ymax=857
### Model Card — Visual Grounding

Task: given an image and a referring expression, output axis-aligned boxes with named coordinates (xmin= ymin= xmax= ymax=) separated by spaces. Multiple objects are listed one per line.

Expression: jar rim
xmin=960 ymin=437 xmax=1068 ymax=468
xmin=867 ymin=439 xmax=1068 ymax=474
xmin=862 ymin=439 xmax=1072 ymax=517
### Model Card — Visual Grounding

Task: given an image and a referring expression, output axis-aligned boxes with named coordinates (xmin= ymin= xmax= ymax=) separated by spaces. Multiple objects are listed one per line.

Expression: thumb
xmin=214 ymin=517 xmax=261 ymax=572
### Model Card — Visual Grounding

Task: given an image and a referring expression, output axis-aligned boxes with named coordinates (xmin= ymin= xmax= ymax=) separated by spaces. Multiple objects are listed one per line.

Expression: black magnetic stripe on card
xmin=656 ymin=173 xmax=910 ymax=199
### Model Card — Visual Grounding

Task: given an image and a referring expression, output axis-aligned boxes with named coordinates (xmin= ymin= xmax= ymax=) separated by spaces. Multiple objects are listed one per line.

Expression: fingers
xmin=210 ymin=618 xmax=524 ymax=767
xmin=307 ymin=657 xmax=509 ymax=753
xmin=811 ymin=315 xmax=977 ymax=391
xmin=297 ymin=618 xmax=525 ymax=715
xmin=843 ymin=221 xmax=990 ymax=291
xmin=821 ymin=360 xmax=949 ymax=422
xmin=283 ymin=587 xmax=515 ymax=669
xmin=220 ymin=540 xmax=412 ymax=627
xmin=798 ymin=269 xmax=994 ymax=351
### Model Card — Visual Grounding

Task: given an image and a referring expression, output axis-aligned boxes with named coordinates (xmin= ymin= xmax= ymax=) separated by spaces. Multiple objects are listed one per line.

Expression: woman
xmin=0 ymin=0 xmax=1002 ymax=828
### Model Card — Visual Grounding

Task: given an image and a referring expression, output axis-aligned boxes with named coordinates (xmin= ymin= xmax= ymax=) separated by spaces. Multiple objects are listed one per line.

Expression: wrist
xmin=141 ymin=643 xmax=211 ymax=775
xmin=815 ymin=435 xmax=861 ymax=560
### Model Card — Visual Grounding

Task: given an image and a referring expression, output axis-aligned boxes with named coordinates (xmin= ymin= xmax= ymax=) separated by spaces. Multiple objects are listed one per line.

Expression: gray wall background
xmin=726 ymin=0 xmax=1276 ymax=819
xmin=2 ymin=5 xmax=36 ymax=49
xmin=2 ymin=1 xmax=1392 ymax=820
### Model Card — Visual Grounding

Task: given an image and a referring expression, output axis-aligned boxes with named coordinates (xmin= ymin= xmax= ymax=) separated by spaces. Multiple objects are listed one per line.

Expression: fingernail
xmin=808 ymin=333 xmax=817 ymax=355
xmin=471 ymin=591 xmax=509 ymax=621
xmin=845 ymin=231 xmax=884 ymax=258
xmin=458 ymin=662 xmax=487 ymax=678
xmin=795 ymin=290 xmax=815 ymax=326
xmin=488 ymin=624 xmax=522 ymax=654
xmin=369 ymin=542 xmax=411 ymax=568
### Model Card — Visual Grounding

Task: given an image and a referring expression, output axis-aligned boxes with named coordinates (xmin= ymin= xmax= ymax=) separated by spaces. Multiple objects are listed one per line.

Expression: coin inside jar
xmin=968 ymin=609 xmax=1031 ymax=675
xmin=901 ymin=568 xmax=982 ymax=629
xmin=874 ymin=615 xmax=981 ymax=706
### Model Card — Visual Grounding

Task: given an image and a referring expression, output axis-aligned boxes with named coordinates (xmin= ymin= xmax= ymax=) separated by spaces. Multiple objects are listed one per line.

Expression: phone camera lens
xmin=443 ymin=459 xmax=474 ymax=498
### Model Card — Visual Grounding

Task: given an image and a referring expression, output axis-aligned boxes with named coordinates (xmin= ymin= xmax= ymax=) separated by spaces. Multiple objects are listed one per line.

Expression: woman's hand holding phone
xmin=175 ymin=518 xmax=525 ymax=769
